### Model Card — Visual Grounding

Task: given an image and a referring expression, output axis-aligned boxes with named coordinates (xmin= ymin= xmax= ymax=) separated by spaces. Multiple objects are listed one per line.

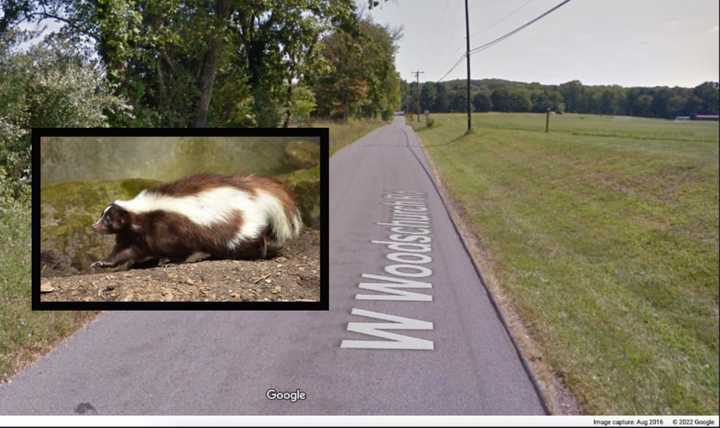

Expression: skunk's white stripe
xmin=114 ymin=186 xmax=301 ymax=249
xmin=246 ymin=190 xmax=302 ymax=250
xmin=114 ymin=187 xmax=262 ymax=240
xmin=94 ymin=204 xmax=113 ymax=226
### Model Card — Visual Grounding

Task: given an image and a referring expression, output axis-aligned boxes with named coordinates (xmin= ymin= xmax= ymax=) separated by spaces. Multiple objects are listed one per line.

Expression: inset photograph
xmin=33 ymin=129 xmax=328 ymax=310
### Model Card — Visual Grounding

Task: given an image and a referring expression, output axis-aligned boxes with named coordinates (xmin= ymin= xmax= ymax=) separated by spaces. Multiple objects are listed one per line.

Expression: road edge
xmin=409 ymin=125 xmax=581 ymax=415
xmin=0 ymin=311 xmax=102 ymax=385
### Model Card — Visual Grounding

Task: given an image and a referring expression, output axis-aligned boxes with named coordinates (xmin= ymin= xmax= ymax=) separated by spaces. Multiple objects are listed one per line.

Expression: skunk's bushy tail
xmin=246 ymin=177 xmax=303 ymax=249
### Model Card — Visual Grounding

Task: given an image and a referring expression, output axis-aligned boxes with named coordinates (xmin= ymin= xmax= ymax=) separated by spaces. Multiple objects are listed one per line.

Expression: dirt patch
xmin=415 ymin=132 xmax=581 ymax=415
xmin=40 ymin=229 xmax=320 ymax=303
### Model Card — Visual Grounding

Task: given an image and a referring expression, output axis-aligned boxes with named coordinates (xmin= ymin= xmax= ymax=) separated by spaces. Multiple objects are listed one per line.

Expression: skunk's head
xmin=92 ymin=203 xmax=131 ymax=234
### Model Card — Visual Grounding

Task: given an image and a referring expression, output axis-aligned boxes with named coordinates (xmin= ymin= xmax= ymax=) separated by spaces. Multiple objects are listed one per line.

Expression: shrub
xmin=0 ymin=38 xmax=131 ymax=186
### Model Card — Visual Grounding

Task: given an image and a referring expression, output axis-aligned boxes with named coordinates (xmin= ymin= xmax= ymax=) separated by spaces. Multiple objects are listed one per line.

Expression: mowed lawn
xmin=417 ymin=113 xmax=718 ymax=414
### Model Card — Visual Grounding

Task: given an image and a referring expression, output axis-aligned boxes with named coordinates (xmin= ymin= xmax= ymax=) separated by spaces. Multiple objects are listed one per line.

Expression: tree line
xmin=0 ymin=1 xmax=401 ymax=190
xmin=1 ymin=1 xmax=401 ymax=128
xmin=403 ymin=78 xmax=720 ymax=119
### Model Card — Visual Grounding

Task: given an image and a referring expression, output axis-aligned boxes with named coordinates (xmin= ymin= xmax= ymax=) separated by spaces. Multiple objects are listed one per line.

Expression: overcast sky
xmin=363 ymin=0 xmax=719 ymax=87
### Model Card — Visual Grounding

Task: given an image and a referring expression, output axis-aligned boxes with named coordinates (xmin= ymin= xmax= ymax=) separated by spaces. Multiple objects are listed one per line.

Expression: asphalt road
xmin=0 ymin=117 xmax=545 ymax=415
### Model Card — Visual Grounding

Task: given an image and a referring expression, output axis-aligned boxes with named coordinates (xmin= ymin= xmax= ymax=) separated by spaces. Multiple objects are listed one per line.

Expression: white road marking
xmin=340 ymin=308 xmax=434 ymax=350
xmin=356 ymin=273 xmax=432 ymax=301
xmin=342 ymin=191 xmax=435 ymax=350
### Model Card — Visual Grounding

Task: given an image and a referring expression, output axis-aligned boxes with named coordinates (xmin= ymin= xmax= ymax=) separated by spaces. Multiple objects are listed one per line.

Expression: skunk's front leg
xmin=91 ymin=245 xmax=139 ymax=269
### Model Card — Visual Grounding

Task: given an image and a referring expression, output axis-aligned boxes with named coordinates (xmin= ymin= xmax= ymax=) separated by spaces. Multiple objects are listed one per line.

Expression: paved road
xmin=0 ymin=117 xmax=545 ymax=415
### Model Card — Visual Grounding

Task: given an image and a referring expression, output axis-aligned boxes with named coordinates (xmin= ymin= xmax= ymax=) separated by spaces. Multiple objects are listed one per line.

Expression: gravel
xmin=40 ymin=229 xmax=320 ymax=303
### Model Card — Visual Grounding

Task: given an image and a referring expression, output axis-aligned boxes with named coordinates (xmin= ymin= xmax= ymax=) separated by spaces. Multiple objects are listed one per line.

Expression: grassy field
xmin=0 ymin=189 xmax=98 ymax=383
xmin=317 ymin=119 xmax=387 ymax=155
xmin=416 ymin=112 xmax=718 ymax=414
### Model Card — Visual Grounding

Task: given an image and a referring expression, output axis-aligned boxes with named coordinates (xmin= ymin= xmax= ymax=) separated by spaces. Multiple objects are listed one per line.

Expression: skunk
xmin=90 ymin=174 xmax=302 ymax=269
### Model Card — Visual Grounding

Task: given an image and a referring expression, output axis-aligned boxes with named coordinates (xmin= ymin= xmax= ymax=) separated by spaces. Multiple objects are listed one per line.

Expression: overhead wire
xmin=434 ymin=0 xmax=572 ymax=82
xmin=468 ymin=0 xmax=571 ymax=55
xmin=467 ymin=0 xmax=537 ymax=42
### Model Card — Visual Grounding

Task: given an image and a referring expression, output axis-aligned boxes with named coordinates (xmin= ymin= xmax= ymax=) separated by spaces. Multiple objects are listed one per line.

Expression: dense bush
xmin=0 ymin=37 xmax=131 ymax=187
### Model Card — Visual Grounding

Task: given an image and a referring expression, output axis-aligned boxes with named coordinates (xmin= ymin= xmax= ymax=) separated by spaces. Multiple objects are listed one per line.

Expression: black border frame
xmin=32 ymin=128 xmax=329 ymax=311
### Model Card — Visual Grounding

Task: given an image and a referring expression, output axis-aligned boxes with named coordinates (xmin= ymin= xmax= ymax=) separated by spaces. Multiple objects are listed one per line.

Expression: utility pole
xmin=545 ymin=107 xmax=551 ymax=132
xmin=411 ymin=70 xmax=424 ymax=122
xmin=464 ymin=0 xmax=472 ymax=133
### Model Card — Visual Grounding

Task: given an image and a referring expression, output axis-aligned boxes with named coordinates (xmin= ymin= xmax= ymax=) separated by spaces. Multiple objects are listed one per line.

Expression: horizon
xmin=12 ymin=1 xmax=720 ymax=88
xmin=424 ymin=76 xmax=718 ymax=89
xmin=364 ymin=0 xmax=719 ymax=88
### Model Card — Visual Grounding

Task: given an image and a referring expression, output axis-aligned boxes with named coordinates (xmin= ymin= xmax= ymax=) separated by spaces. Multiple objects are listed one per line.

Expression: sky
xmin=13 ymin=0 xmax=719 ymax=88
xmin=362 ymin=0 xmax=720 ymax=87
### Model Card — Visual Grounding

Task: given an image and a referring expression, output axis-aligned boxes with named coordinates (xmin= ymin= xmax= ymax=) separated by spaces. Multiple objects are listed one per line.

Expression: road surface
xmin=0 ymin=117 xmax=545 ymax=414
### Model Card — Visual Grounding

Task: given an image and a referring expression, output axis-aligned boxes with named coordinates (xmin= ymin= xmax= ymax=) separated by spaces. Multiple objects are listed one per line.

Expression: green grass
xmin=315 ymin=119 xmax=387 ymax=155
xmin=0 ymin=191 xmax=97 ymax=382
xmin=417 ymin=112 xmax=719 ymax=414
xmin=41 ymin=179 xmax=162 ymax=274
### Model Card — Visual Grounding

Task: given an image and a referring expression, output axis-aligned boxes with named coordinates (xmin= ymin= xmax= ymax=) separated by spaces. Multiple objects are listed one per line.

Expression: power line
xmin=450 ymin=0 xmax=536 ymax=59
xmin=437 ymin=53 xmax=466 ymax=82
xmin=467 ymin=0 xmax=537 ymax=42
xmin=469 ymin=0 xmax=571 ymax=54
xmin=435 ymin=0 xmax=572 ymax=82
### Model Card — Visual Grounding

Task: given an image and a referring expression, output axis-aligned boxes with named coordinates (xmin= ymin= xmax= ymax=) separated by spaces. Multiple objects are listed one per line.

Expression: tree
xmin=420 ymin=81 xmax=436 ymax=113
xmin=400 ymin=79 xmax=412 ymax=112
xmin=414 ymin=78 xmax=719 ymax=119
xmin=559 ymin=80 xmax=584 ymax=113
xmin=359 ymin=20 xmax=402 ymax=118
xmin=492 ymin=87 xmax=530 ymax=112
xmin=433 ymin=82 xmax=449 ymax=112
xmin=448 ymin=92 xmax=470 ymax=113
xmin=598 ymin=87 xmax=625 ymax=115
xmin=472 ymin=92 xmax=492 ymax=112
xmin=693 ymin=82 xmax=719 ymax=114
xmin=7 ymin=0 xmax=358 ymax=127
xmin=651 ymin=88 xmax=675 ymax=118
xmin=546 ymin=89 xmax=566 ymax=113
xmin=380 ymin=69 xmax=401 ymax=118
xmin=284 ymin=85 xmax=317 ymax=125
xmin=666 ymin=94 xmax=688 ymax=118
xmin=491 ymin=88 xmax=513 ymax=112
xmin=632 ymin=94 xmax=654 ymax=117
xmin=313 ymin=17 xmax=400 ymax=120
xmin=531 ymin=92 xmax=552 ymax=112
xmin=313 ymin=26 xmax=368 ymax=119
xmin=684 ymin=95 xmax=704 ymax=116
xmin=0 ymin=36 xmax=130 ymax=186
xmin=510 ymin=89 xmax=532 ymax=112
